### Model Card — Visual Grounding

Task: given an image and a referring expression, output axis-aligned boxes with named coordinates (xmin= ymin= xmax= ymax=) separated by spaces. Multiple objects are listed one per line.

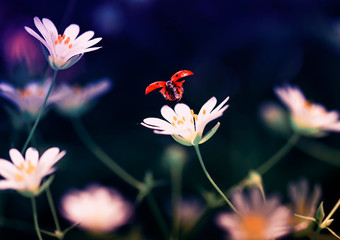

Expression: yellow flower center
xmin=54 ymin=34 xmax=73 ymax=49
xmin=240 ymin=214 xmax=266 ymax=240
xmin=17 ymin=160 xmax=36 ymax=175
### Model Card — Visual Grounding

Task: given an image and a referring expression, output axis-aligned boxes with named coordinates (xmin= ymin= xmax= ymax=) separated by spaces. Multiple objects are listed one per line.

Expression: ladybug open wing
xmin=171 ymin=70 xmax=194 ymax=82
xmin=145 ymin=81 xmax=166 ymax=95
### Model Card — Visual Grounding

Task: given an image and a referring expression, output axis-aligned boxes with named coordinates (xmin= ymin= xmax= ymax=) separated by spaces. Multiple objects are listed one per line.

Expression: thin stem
xmin=71 ymin=118 xmax=143 ymax=189
xmin=194 ymin=145 xmax=239 ymax=216
xmin=170 ymin=162 xmax=183 ymax=240
xmin=146 ymin=193 xmax=169 ymax=240
xmin=45 ymin=186 xmax=62 ymax=239
xmin=31 ymin=197 xmax=43 ymax=240
xmin=323 ymin=199 xmax=340 ymax=226
xmin=312 ymin=226 xmax=322 ymax=240
xmin=256 ymin=133 xmax=300 ymax=175
xmin=21 ymin=70 xmax=58 ymax=154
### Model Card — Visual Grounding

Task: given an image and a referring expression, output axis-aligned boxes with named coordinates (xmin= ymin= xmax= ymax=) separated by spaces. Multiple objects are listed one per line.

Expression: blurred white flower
xmin=141 ymin=97 xmax=229 ymax=146
xmin=275 ymin=85 xmax=340 ymax=137
xmin=259 ymin=101 xmax=289 ymax=134
xmin=54 ymin=78 xmax=112 ymax=117
xmin=0 ymin=79 xmax=64 ymax=120
xmin=288 ymin=179 xmax=322 ymax=232
xmin=0 ymin=147 xmax=66 ymax=194
xmin=61 ymin=184 xmax=133 ymax=233
xmin=217 ymin=189 xmax=292 ymax=240
xmin=25 ymin=17 xmax=102 ymax=70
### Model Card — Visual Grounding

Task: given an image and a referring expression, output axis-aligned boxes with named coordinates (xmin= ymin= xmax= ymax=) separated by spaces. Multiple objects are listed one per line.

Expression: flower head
xmin=217 ymin=189 xmax=292 ymax=240
xmin=54 ymin=78 xmax=112 ymax=117
xmin=141 ymin=96 xmax=229 ymax=146
xmin=60 ymin=184 xmax=133 ymax=233
xmin=25 ymin=17 xmax=102 ymax=70
xmin=275 ymin=85 xmax=340 ymax=137
xmin=0 ymin=147 xmax=66 ymax=195
xmin=288 ymin=179 xmax=322 ymax=232
xmin=0 ymin=79 xmax=64 ymax=120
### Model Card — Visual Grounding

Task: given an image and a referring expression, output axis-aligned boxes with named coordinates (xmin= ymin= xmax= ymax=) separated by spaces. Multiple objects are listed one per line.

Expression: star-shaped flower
xmin=25 ymin=17 xmax=102 ymax=70
xmin=0 ymin=147 xmax=66 ymax=195
xmin=54 ymin=78 xmax=112 ymax=117
xmin=275 ymin=85 xmax=340 ymax=137
xmin=61 ymin=184 xmax=133 ymax=233
xmin=141 ymin=97 xmax=229 ymax=146
xmin=0 ymin=79 xmax=65 ymax=120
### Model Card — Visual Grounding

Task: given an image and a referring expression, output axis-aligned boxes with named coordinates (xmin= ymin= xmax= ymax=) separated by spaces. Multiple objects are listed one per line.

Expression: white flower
xmin=0 ymin=79 xmax=65 ymax=119
xmin=54 ymin=78 xmax=112 ymax=117
xmin=275 ymin=85 xmax=340 ymax=137
xmin=0 ymin=147 xmax=66 ymax=194
xmin=25 ymin=17 xmax=102 ymax=70
xmin=61 ymin=184 xmax=133 ymax=233
xmin=217 ymin=189 xmax=292 ymax=240
xmin=288 ymin=179 xmax=322 ymax=232
xmin=141 ymin=97 xmax=229 ymax=146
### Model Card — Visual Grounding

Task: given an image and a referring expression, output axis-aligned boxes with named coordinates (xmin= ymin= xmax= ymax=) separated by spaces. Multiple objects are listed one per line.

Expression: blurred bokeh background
xmin=0 ymin=0 xmax=340 ymax=239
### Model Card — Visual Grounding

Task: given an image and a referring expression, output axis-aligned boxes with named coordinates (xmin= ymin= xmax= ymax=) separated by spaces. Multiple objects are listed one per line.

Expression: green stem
xmin=146 ymin=193 xmax=169 ymax=240
xmin=170 ymin=162 xmax=183 ymax=240
xmin=71 ymin=118 xmax=143 ymax=190
xmin=21 ymin=70 xmax=58 ymax=154
xmin=31 ymin=197 xmax=43 ymax=240
xmin=256 ymin=133 xmax=300 ymax=175
xmin=45 ymin=186 xmax=62 ymax=239
xmin=194 ymin=145 xmax=239 ymax=216
xmin=312 ymin=226 xmax=322 ymax=240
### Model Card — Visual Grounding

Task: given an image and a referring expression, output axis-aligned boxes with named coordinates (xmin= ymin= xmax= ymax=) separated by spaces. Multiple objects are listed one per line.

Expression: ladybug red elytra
xmin=145 ymin=70 xmax=194 ymax=101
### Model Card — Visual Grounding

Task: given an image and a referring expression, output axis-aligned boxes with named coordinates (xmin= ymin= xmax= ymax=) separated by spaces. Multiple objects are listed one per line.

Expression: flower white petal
xmin=0 ymin=180 xmax=20 ymax=190
xmin=161 ymin=105 xmax=178 ymax=123
xmin=198 ymin=97 xmax=217 ymax=117
xmin=37 ymin=148 xmax=65 ymax=175
xmin=72 ymin=31 xmax=95 ymax=44
xmin=24 ymin=26 xmax=50 ymax=51
xmin=25 ymin=147 xmax=39 ymax=166
xmin=9 ymin=148 xmax=25 ymax=167
xmin=142 ymin=117 xmax=174 ymax=130
xmin=0 ymin=160 xmax=19 ymax=180
xmin=63 ymin=24 xmax=80 ymax=41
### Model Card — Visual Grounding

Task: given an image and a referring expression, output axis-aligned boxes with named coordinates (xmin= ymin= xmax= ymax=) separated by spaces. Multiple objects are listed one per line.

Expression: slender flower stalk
xmin=31 ymin=197 xmax=43 ymax=240
xmin=45 ymin=186 xmax=62 ymax=239
xmin=71 ymin=117 xmax=143 ymax=189
xmin=256 ymin=133 xmax=300 ymax=175
xmin=21 ymin=70 xmax=58 ymax=154
xmin=194 ymin=145 xmax=239 ymax=215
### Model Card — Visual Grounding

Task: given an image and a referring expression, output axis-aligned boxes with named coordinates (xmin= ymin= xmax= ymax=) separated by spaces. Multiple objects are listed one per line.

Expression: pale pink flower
xmin=217 ymin=189 xmax=292 ymax=240
xmin=54 ymin=78 xmax=112 ymax=117
xmin=25 ymin=17 xmax=101 ymax=70
xmin=0 ymin=147 xmax=66 ymax=194
xmin=275 ymin=85 xmax=340 ymax=137
xmin=61 ymin=184 xmax=133 ymax=233
xmin=288 ymin=179 xmax=322 ymax=232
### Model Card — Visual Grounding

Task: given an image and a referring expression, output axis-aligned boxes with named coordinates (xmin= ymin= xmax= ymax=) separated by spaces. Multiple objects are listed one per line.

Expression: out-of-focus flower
xmin=3 ymin=28 xmax=44 ymax=75
xmin=275 ymin=85 xmax=340 ymax=137
xmin=288 ymin=179 xmax=322 ymax=232
xmin=61 ymin=184 xmax=133 ymax=233
xmin=177 ymin=198 xmax=204 ymax=229
xmin=259 ymin=101 xmax=290 ymax=134
xmin=217 ymin=189 xmax=292 ymax=240
xmin=0 ymin=147 xmax=66 ymax=195
xmin=141 ymin=97 xmax=229 ymax=146
xmin=25 ymin=17 xmax=102 ymax=70
xmin=0 ymin=79 xmax=64 ymax=120
xmin=54 ymin=78 xmax=112 ymax=117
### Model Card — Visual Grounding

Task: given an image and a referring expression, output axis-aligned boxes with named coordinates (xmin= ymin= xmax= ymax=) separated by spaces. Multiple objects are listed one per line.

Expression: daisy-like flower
xmin=275 ymin=85 xmax=340 ymax=137
xmin=216 ymin=189 xmax=292 ymax=240
xmin=54 ymin=78 xmax=112 ymax=117
xmin=24 ymin=17 xmax=102 ymax=70
xmin=288 ymin=179 xmax=322 ymax=232
xmin=60 ymin=184 xmax=133 ymax=233
xmin=141 ymin=96 xmax=229 ymax=146
xmin=0 ymin=79 xmax=64 ymax=120
xmin=0 ymin=147 xmax=66 ymax=195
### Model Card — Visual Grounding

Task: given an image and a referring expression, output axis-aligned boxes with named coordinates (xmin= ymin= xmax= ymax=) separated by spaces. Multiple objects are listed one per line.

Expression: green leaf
xmin=316 ymin=202 xmax=325 ymax=223
xmin=199 ymin=122 xmax=220 ymax=144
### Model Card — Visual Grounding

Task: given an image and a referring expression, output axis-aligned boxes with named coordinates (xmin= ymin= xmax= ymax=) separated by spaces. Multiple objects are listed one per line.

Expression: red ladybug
xmin=145 ymin=70 xmax=194 ymax=101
